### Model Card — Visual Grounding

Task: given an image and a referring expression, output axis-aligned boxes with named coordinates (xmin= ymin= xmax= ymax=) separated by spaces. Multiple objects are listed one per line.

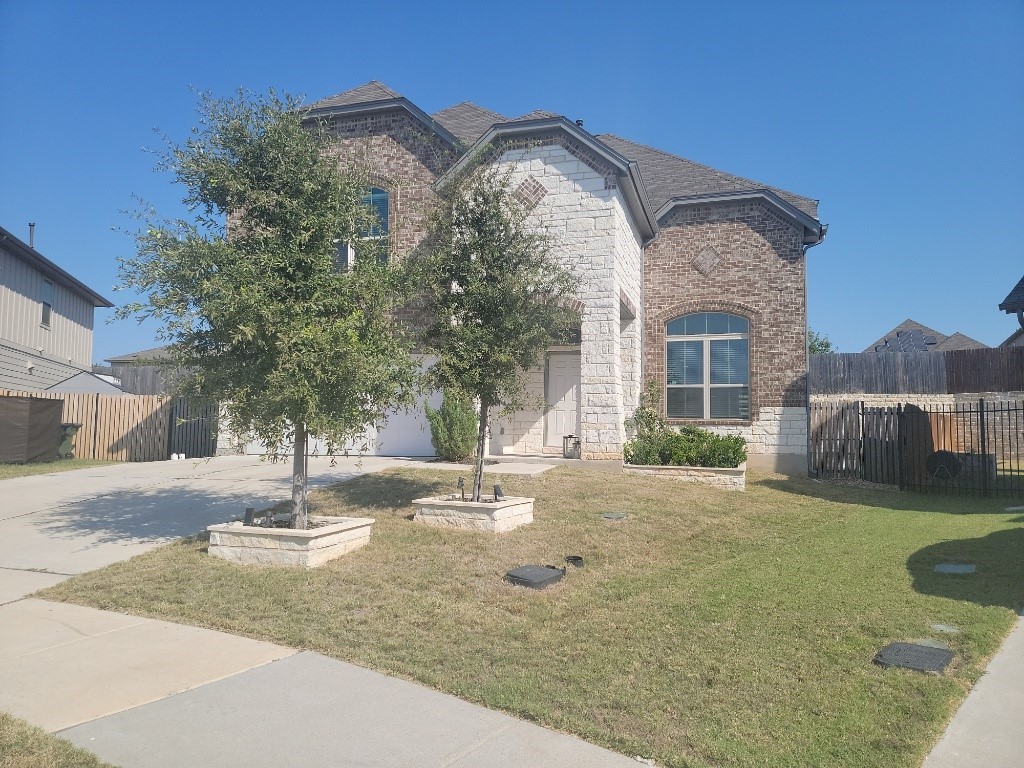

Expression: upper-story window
xmin=40 ymin=279 xmax=54 ymax=328
xmin=359 ymin=187 xmax=389 ymax=238
xmin=666 ymin=312 xmax=749 ymax=420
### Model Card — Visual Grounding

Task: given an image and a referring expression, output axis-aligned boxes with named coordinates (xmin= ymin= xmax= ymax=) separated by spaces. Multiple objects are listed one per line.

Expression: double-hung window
xmin=666 ymin=312 xmax=749 ymax=420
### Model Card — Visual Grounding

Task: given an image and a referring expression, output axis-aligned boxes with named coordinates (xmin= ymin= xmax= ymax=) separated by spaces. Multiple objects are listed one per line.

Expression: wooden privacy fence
xmin=809 ymin=347 xmax=1024 ymax=395
xmin=0 ymin=391 xmax=218 ymax=462
xmin=810 ymin=399 xmax=1024 ymax=498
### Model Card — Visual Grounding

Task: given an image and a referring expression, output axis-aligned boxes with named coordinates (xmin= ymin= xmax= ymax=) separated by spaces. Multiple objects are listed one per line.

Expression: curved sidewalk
xmin=0 ymin=457 xmax=634 ymax=767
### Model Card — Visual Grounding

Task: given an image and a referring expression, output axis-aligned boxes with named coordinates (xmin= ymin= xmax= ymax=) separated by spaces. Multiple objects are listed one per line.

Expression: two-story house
xmin=295 ymin=82 xmax=826 ymax=474
xmin=0 ymin=224 xmax=119 ymax=393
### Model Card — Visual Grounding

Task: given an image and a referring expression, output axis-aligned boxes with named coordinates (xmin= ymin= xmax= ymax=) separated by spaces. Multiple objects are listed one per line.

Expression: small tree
xmin=808 ymin=329 xmax=836 ymax=354
xmin=422 ymin=165 xmax=579 ymax=501
xmin=117 ymin=90 xmax=417 ymax=528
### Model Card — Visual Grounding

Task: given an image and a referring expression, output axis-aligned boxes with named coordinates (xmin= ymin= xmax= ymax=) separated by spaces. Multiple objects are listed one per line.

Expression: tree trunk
xmin=292 ymin=422 xmax=308 ymax=529
xmin=471 ymin=399 xmax=489 ymax=502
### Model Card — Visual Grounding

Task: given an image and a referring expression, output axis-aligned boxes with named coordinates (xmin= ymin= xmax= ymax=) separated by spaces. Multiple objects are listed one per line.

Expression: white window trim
xmin=666 ymin=326 xmax=749 ymax=421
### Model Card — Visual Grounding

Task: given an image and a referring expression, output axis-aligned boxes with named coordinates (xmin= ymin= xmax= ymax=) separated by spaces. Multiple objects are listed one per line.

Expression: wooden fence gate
xmin=810 ymin=399 xmax=1024 ymax=498
xmin=0 ymin=391 xmax=218 ymax=462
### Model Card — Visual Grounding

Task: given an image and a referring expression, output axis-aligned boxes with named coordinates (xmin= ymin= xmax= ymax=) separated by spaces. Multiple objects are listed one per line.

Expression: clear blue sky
xmin=2 ymin=0 xmax=1021 ymax=362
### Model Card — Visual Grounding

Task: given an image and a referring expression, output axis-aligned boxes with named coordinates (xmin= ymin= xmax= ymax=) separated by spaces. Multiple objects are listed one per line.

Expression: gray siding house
xmin=0 ymin=225 xmax=120 ymax=393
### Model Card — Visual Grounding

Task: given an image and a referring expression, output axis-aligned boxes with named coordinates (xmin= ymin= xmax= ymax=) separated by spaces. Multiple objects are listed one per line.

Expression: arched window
xmin=359 ymin=187 xmax=389 ymax=238
xmin=666 ymin=312 xmax=749 ymax=420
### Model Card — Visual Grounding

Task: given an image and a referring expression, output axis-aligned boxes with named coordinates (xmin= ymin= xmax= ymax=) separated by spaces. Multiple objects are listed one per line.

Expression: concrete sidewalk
xmin=924 ymin=611 xmax=1024 ymax=768
xmin=0 ymin=599 xmax=637 ymax=767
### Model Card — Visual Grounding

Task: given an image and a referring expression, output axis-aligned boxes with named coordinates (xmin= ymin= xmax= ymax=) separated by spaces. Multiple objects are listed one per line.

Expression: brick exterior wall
xmin=644 ymin=199 xmax=808 ymax=422
xmin=322 ymin=108 xmax=460 ymax=259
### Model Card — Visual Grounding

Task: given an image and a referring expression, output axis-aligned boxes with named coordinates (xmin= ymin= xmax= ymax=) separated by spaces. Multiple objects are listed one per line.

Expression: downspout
xmin=803 ymin=223 xmax=827 ymax=478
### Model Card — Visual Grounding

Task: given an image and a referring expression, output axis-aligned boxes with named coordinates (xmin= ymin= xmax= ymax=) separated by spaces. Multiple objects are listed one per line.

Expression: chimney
xmin=29 ymin=223 xmax=35 ymax=248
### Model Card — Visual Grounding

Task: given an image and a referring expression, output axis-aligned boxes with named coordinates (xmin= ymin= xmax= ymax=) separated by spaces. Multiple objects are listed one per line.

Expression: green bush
xmin=424 ymin=391 xmax=478 ymax=462
xmin=624 ymin=425 xmax=746 ymax=468
xmin=623 ymin=384 xmax=746 ymax=468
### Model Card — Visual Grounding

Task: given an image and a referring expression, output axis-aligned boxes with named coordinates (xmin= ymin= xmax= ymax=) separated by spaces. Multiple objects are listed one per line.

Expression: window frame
xmin=40 ymin=279 xmax=54 ymax=328
xmin=665 ymin=312 xmax=750 ymax=421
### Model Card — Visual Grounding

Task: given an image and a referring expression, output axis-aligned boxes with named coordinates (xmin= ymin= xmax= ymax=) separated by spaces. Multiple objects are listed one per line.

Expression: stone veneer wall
xmin=643 ymin=200 xmax=808 ymax=461
xmin=493 ymin=143 xmax=644 ymax=459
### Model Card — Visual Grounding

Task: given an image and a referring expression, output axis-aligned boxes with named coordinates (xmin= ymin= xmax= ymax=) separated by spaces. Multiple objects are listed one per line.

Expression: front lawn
xmin=0 ymin=712 xmax=116 ymax=768
xmin=39 ymin=468 xmax=1024 ymax=768
xmin=0 ymin=459 xmax=114 ymax=481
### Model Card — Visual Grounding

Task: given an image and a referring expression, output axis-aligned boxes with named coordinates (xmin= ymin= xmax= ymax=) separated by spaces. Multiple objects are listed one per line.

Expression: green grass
xmin=0 ymin=712 xmax=117 ymax=768
xmin=39 ymin=468 xmax=1024 ymax=768
xmin=0 ymin=459 xmax=115 ymax=481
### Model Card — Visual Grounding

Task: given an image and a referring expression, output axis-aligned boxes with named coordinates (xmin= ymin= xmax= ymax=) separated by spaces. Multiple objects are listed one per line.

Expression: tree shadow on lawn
xmin=757 ymin=474 xmax=1014 ymax=516
xmin=311 ymin=471 xmax=446 ymax=513
xmin=907 ymin=527 xmax=1024 ymax=611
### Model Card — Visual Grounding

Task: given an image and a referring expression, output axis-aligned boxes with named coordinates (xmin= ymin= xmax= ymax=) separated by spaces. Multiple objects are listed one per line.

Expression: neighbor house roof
xmin=0 ymin=225 xmax=113 ymax=308
xmin=306 ymin=80 xmax=401 ymax=109
xmin=865 ymin=319 xmax=988 ymax=353
xmin=999 ymin=274 xmax=1024 ymax=314
xmin=105 ymin=345 xmax=173 ymax=364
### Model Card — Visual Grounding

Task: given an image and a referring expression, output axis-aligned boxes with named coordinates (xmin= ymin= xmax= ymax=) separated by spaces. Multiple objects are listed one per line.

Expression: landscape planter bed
xmin=623 ymin=462 xmax=746 ymax=490
xmin=207 ymin=516 xmax=375 ymax=568
xmin=411 ymin=496 xmax=534 ymax=532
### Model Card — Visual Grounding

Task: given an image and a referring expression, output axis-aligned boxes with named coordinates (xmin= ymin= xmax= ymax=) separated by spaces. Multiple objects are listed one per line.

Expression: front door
xmin=545 ymin=353 xmax=581 ymax=448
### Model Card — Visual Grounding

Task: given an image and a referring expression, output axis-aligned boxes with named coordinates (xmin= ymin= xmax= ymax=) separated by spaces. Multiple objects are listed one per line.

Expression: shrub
xmin=424 ymin=391 xmax=478 ymax=462
xmin=624 ymin=384 xmax=746 ymax=468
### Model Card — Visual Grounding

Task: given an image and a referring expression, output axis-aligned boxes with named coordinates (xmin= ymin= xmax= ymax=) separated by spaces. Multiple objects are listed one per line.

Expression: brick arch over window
xmin=647 ymin=299 xmax=764 ymax=422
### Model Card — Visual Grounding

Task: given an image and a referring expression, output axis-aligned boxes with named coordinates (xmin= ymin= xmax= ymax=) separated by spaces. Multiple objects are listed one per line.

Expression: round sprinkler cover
xmin=505 ymin=565 xmax=566 ymax=589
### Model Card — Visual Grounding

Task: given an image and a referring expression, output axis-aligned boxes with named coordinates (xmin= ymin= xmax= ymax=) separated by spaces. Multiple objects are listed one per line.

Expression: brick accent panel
xmin=644 ymin=200 xmax=808 ymax=421
xmin=323 ymin=108 xmax=460 ymax=259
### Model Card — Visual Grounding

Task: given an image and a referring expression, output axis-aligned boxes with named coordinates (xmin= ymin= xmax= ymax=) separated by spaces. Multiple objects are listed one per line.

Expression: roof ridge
xmin=599 ymin=133 xmax=818 ymax=207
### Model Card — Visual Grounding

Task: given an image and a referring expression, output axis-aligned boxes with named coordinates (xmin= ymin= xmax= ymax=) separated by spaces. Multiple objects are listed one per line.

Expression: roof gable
xmin=0 ymin=225 xmax=112 ymax=308
xmin=306 ymin=80 xmax=401 ymax=110
xmin=999 ymin=274 xmax=1024 ymax=314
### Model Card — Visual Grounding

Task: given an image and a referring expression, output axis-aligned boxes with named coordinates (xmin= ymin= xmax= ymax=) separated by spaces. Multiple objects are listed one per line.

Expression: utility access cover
xmin=935 ymin=563 xmax=976 ymax=574
xmin=874 ymin=642 xmax=953 ymax=674
xmin=505 ymin=565 xmax=565 ymax=589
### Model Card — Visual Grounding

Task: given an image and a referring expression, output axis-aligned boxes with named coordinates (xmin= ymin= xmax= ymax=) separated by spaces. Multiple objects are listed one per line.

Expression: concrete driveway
xmin=0 ymin=455 xmax=417 ymax=604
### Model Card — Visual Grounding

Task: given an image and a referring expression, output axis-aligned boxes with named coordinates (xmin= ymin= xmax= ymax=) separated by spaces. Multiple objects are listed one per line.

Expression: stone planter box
xmin=207 ymin=516 xmax=374 ymax=568
xmin=411 ymin=496 xmax=534 ymax=532
xmin=623 ymin=462 xmax=746 ymax=491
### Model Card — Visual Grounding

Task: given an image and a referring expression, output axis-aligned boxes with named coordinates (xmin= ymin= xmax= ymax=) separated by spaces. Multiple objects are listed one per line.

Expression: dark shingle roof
xmin=865 ymin=319 xmax=945 ymax=353
xmin=105 ymin=345 xmax=173 ymax=364
xmin=999 ymin=274 xmax=1024 ymax=314
xmin=306 ymin=80 xmax=401 ymax=110
xmin=514 ymin=109 xmax=560 ymax=121
xmin=932 ymin=332 xmax=989 ymax=352
xmin=0 ymin=225 xmax=113 ymax=307
xmin=432 ymin=102 xmax=507 ymax=144
xmin=596 ymin=134 xmax=818 ymax=219
xmin=864 ymin=320 xmax=989 ymax=353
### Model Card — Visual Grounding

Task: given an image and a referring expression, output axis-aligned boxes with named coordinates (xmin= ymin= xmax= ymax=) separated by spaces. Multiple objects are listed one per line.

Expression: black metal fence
xmin=810 ymin=399 xmax=1024 ymax=498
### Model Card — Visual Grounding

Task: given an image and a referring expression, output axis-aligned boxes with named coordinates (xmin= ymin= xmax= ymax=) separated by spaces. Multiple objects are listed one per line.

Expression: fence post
xmin=979 ymin=398 xmax=989 ymax=498
xmin=896 ymin=403 xmax=905 ymax=491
